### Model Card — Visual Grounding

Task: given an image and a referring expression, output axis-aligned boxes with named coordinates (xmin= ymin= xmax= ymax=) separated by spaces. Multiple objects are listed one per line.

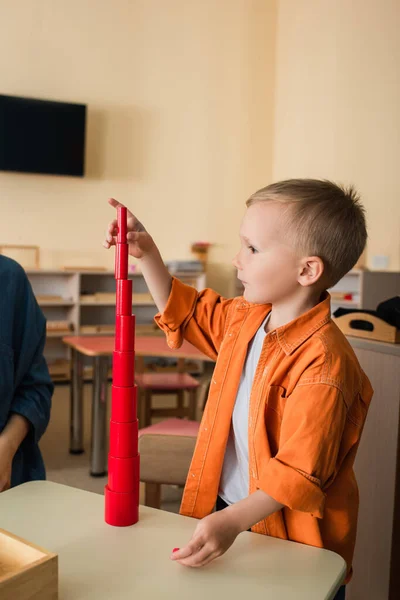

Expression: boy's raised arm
xmin=103 ymin=199 xmax=233 ymax=358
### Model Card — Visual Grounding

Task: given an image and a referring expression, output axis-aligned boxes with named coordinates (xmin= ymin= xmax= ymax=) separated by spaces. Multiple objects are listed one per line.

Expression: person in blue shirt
xmin=0 ymin=255 xmax=53 ymax=492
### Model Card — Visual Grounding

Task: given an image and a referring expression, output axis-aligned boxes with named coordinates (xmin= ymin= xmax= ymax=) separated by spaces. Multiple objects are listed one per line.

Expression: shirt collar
xmin=238 ymin=292 xmax=332 ymax=356
xmin=275 ymin=292 xmax=331 ymax=356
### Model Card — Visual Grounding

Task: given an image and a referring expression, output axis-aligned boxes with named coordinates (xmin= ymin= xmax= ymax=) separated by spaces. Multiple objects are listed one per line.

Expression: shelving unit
xmin=329 ymin=269 xmax=400 ymax=314
xmin=26 ymin=269 xmax=206 ymax=382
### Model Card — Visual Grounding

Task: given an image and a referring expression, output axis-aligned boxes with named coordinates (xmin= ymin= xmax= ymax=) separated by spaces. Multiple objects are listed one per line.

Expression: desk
xmin=0 ymin=482 xmax=346 ymax=600
xmin=62 ymin=336 xmax=214 ymax=475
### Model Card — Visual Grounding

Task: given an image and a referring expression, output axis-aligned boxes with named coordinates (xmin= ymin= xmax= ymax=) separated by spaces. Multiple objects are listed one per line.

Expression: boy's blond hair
xmin=246 ymin=179 xmax=367 ymax=287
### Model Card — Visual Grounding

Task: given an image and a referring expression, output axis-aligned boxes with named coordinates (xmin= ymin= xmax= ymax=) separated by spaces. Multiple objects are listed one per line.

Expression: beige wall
xmin=3 ymin=1 xmax=396 ymax=289
xmin=0 ymin=0 xmax=276 ymax=296
xmin=273 ymin=0 xmax=400 ymax=271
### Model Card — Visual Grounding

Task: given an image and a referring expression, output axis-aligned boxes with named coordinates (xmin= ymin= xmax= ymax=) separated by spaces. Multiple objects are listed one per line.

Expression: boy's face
xmin=233 ymin=202 xmax=302 ymax=304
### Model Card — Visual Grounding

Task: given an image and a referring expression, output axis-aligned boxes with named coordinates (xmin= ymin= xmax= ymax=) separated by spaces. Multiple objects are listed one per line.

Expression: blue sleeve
xmin=10 ymin=267 xmax=53 ymax=444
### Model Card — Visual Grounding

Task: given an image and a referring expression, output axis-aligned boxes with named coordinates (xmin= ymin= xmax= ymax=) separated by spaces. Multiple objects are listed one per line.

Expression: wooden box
xmin=334 ymin=312 xmax=400 ymax=343
xmin=0 ymin=528 xmax=58 ymax=600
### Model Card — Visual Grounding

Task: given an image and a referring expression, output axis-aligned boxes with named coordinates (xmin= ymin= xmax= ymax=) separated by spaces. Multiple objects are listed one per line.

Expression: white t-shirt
xmin=218 ymin=313 xmax=271 ymax=505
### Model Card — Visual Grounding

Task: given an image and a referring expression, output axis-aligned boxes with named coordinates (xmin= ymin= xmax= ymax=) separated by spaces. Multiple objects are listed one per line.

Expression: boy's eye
xmin=248 ymin=245 xmax=257 ymax=254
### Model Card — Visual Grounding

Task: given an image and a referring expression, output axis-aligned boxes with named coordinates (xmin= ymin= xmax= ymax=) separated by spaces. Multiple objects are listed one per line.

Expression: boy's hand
xmin=170 ymin=510 xmax=241 ymax=568
xmin=103 ymin=198 xmax=172 ymax=313
xmin=0 ymin=436 xmax=14 ymax=492
xmin=103 ymin=198 xmax=155 ymax=259
xmin=170 ymin=491 xmax=284 ymax=568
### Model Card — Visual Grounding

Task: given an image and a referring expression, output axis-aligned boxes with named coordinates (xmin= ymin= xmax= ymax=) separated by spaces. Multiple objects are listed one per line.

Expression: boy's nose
xmin=232 ymin=254 xmax=241 ymax=269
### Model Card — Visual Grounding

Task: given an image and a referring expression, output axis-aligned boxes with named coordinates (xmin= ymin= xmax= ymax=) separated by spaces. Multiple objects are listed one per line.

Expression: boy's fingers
xmin=127 ymin=231 xmax=140 ymax=243
xmin=103 ymin=236 xmax=116 ymax=249
xmin=176 ymin=544 xmax=215 ymax=568
xmin=170 ymin=539 xmax=200 ymax=561
xmin=106 ymin=222 xmax=118 ymax=240
xmin=107 ymin=219 xmax=117 ymax=233
xmin=108 ymin=197 xmax=125 ymax=209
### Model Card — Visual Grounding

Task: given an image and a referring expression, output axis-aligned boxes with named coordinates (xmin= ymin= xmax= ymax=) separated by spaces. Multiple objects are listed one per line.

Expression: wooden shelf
xmin=80 ymin=301 xmax=114 ymax=306
xmin=330 ymin=271 xmax=400 ymax=311
xmin=46 ymin=331 xmax=73 ymax=338
xmin=26 ymin=269 xmax=77 ymax=276
xmin=39 ymin=301 xmax=74 ymax=307
xmin=80 ymin=325 xmax=115 ymax=335
xmin=78 ymin=324 xmax=163 ymax=336
xmin=136 ymin=324 xmax=163 ymax=336
xmin=82 ymin=301 xmax=155 ymax=307
xmin=80 ymin=292 xmax=154 ymax=306
xmin=331 ymin=299 xmax=360 ymax=308
xmin=46 ymin=320 xmax=73 ymax=335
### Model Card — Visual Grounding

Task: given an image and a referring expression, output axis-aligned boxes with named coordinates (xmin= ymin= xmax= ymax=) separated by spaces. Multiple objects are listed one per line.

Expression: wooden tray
xmin=0 ymin=528 xmax=58 ymax=599
xmin=334 ymin=312 xmax=400 ymax=343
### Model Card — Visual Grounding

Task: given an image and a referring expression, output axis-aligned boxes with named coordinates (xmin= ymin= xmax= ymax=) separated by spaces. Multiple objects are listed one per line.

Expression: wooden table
xmin=62 ymin=335 xmax=214 ymax=476
xmin=0 ymin=481 xmax=346 ymax=600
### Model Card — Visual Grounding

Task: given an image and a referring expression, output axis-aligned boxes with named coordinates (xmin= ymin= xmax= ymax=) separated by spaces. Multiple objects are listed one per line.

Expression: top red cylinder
xmin=117 ymin=206 xmax=128 ymax=243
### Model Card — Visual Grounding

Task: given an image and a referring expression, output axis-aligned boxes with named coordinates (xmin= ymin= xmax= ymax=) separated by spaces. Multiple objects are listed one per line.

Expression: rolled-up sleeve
xmin=155 ymin=277 xmax=233 ymax=360
xmin=11 ymin=332 xmax=53 ymax=444
xmin=10 ymin=267 xmax=53 ymax=444
xmin=257 ymin=383 xmax=347 ymax=518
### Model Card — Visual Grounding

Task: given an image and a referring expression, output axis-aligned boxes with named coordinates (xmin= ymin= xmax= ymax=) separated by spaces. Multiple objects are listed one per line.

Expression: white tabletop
xmin=0 ymin=482 xmax=346 ymax=599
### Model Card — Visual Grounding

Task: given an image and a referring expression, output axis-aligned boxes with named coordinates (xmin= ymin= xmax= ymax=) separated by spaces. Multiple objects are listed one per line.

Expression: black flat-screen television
xmin=0 ymin=94 xmax=86 ymax=177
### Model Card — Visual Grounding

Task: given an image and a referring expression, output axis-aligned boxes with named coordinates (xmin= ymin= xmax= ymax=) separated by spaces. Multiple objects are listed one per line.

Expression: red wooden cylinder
xmin=115 ymin=315 xmax=135 ymax=352
xmin=105 ymin=484 xmax=139 ymax=526
xmin=109 ymin=420 xmax=138 ymax=457
xmin=116 ymin=279 xmax=132 ymax=316
xmin=111 ymin=385 xmax=137 ymax=422
xmin=115 ymin=243 xmax=128 ymax=280
xmin=108 ymin=454 xmax=140 ymax=493
xmin=112 ymin=351 xmax=134 ymax=387
xmin=117 ymin=206 xmax=127 ymax=243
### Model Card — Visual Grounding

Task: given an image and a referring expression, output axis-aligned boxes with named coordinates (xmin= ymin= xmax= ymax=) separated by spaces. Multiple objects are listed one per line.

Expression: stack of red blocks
xmin=105 ymin=206 xmax=140 ymax=526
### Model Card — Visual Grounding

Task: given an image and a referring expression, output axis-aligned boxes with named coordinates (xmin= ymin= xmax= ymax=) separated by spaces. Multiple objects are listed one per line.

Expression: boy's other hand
xmin=170 ymin=510 xmax=241 ymax=567
xmin=103 ymin=198 xmax=155 ymax=259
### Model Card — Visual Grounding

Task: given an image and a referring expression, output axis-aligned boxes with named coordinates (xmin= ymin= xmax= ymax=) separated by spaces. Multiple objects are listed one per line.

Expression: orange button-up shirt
xmin=155 ymin=278 xmax=373 ymax=582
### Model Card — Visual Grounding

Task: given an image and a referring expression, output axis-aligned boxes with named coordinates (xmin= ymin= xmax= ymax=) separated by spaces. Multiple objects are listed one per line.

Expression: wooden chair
xmin=136 ymin=372 xmax=200 ymax=428
xmin=138 ymin=375 xmax=211 ymax=508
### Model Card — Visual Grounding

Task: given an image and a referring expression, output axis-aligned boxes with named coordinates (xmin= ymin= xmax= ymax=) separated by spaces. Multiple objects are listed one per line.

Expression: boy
xmin=0 ymin=256 xmax=53 ymax=492
xmin=103 ymin=179 xmax=373 ymax=596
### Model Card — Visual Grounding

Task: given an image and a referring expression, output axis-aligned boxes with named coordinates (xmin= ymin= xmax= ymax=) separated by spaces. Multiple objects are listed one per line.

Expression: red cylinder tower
xmin=105 ymin=206 xmax=139 ymax=526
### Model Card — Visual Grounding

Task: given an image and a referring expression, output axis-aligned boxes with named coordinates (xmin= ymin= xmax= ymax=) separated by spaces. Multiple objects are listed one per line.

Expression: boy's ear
xmin=298 ymin=256 xmax=324 ymax=287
